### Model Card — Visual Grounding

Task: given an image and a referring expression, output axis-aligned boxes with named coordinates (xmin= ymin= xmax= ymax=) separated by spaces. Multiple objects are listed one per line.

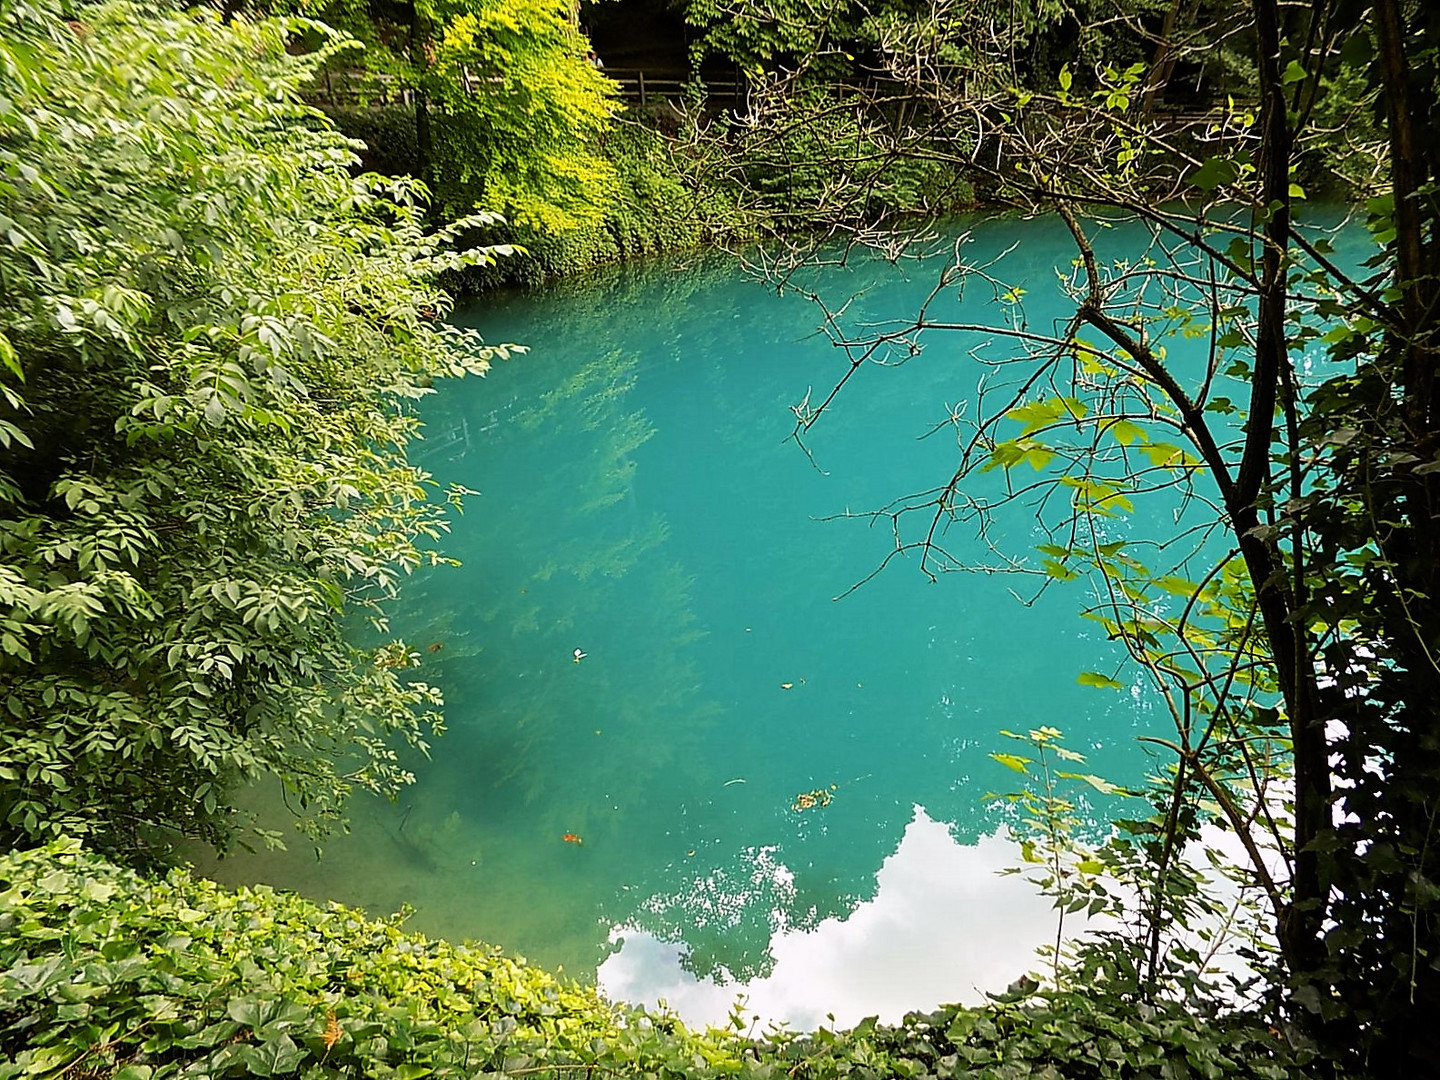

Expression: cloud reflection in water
xmin=599 ymin=806 xmax=1056 ymax=1031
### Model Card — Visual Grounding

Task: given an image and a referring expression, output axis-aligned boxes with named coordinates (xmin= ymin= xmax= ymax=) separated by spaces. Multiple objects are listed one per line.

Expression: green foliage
xmin=988 ymin=727 xmax=1130 ymax=985
xmin=679 ymin=0 xmax=887 ymax=74
xmin=423 ymin=0 xmax=619 ymax=229
xmin=0 ymin=0 xmax=510 ymax=857
xmin=453 ymin=117 xmax=734 ymax=288
xmin=677 ymin=87 xmax=974 ymax=246
xmin=0 ymin=839 xmax=1324 ymax=1080
xmin=989 ymin=728 xmax=1279 ymax=1016
xmin=290 ymin=0 xmax=619 ymax=230
xmin=602 ymin=121 xmax=722 ymax=255
xmin=0 ymin=839 xmax=749 ymax=1080
xmin=680 ymin=0 xmax=1155 ymax=94
xmin=321 ymin=105 xmax=420 ymax=178
xmin=775 ymin=992 xmax=1320 ymax=1080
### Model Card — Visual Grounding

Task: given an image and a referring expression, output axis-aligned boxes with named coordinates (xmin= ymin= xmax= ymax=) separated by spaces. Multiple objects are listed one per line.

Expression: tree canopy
xmin=287 ymin=0 xmax=618 ymax=230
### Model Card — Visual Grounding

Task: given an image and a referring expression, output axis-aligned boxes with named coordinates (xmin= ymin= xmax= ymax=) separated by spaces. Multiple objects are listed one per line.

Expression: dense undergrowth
xmin=321 ymin=106 xmax=726 ymax=289
xmin=444 ymin=117 xmax=737 ymax=290
xmin=1 ymin=840 xmax=1324 ymax=1079
xmin=322 ymin=103 xmax=976 ymax=291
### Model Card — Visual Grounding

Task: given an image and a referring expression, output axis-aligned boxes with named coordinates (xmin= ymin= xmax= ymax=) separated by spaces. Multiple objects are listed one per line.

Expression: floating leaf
xmin=791 ymin=788 xmax=833 ymax=811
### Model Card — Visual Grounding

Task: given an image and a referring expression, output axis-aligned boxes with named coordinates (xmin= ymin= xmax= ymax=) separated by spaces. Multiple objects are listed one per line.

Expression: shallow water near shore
xmin=196 ymin=212 xmax=1368 ymax=1027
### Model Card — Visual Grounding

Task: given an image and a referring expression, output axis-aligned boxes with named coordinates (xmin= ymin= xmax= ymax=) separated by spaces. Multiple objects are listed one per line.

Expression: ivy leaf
xmin=239 ymin=1035 xmax=307 ymax=1077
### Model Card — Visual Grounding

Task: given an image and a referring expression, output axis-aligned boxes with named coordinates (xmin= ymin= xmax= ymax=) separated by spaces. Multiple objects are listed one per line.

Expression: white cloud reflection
xmin=598 ymin=806 xmax=1057 ymax=1031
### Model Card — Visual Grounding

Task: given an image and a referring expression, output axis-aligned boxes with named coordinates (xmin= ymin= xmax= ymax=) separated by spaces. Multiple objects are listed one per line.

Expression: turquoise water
xmin=200 ymin=213 xmax=1366 ymax=1026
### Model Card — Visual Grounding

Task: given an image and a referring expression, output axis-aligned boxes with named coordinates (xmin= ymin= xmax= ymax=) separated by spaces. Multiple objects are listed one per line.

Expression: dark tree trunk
xmin=1245 ymin=0 xmax=1331 ymax=978
xmin=408 ymin=1 xmax=435 ymax=195
xmin=1140 ymin=0 xmax=1204 ymax=115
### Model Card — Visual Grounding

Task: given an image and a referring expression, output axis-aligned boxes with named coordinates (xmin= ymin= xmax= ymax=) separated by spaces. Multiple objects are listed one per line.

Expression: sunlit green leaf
xmin=991 ymin=752 xmax=1032 ymax=774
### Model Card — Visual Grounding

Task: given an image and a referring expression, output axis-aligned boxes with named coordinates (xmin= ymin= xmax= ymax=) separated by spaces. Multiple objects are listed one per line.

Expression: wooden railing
xmin=305 ymin=68 xmax=747 ymax=110
xmin=305 ymin=69 xmax=1230 ymax=126
xmin=600 ymin=68 xmax=745 ymax=107
xmin=310 ymin=71 xmax=411 ymax=107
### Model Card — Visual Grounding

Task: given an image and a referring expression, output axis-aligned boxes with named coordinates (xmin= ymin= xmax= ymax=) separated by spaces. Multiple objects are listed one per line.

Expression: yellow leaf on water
xmin=780 ymin=683 xmax=794 ymax=689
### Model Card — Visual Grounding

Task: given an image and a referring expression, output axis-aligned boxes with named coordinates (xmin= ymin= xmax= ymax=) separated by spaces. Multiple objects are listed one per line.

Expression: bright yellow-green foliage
xmin=287 ymin=0 xmax=619 ymax=232
xmin=426 ymin=0 xmax=617 ymax=230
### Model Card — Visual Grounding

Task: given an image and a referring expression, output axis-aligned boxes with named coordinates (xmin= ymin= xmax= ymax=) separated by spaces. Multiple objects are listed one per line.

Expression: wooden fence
xmin=600 ymin=68 xmax=745 ymax=108
xmin=312 ymin=70 xmax=411 ymax=107
xmin=306 ymin=68 xmax=746 ymax=110
xmin=305 ymin=70 xmax=1233 ymax=131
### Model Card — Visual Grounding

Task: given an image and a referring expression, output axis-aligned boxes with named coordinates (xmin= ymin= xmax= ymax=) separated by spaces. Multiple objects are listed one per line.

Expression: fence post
xmin=638 ymin=70 xmax=646 ymax=106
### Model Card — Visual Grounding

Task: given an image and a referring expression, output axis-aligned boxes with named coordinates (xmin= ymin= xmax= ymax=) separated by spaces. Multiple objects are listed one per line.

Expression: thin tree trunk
xmin=1141 ymin=0 xmax=1202 ymax=116
xmin=1248 ymin=0 xmax=1329 ymax=977
xmin=1374 ymin=0 xmax=1433 ymax=431
xmin=409 ymin=3 xmax=435 ymax=196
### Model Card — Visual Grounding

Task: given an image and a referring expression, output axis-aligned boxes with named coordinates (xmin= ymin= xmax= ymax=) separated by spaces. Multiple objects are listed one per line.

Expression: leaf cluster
xmin=0 ymin=839 xmax=751 ymax=1080
xmin=0 ymin=839 xmax=1328 ymax=1080
xmin=0 ymin=0 xmax=509 ymax=857
xmin=291 ymin=0 xmax=620 ymax=231
xmin=446 ymin=115 xmax=740 ymax=289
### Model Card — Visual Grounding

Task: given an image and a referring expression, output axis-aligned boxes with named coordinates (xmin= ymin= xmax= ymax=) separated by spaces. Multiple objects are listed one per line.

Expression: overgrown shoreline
xmin=0 ymin=839 xmax=1323 ymax=1079
xmin=320 ymin=98 xmax=981 ymax=294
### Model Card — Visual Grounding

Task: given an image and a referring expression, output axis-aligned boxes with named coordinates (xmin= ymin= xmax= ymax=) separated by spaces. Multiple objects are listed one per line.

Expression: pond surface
xmin=199 ymin=213 xmax=1362 ymax=1028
